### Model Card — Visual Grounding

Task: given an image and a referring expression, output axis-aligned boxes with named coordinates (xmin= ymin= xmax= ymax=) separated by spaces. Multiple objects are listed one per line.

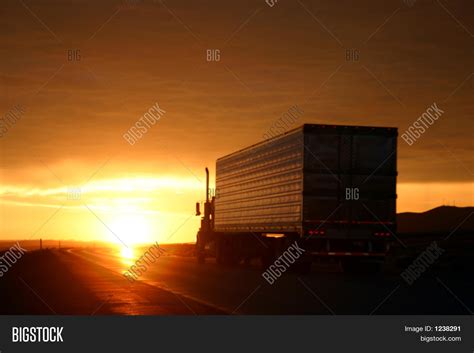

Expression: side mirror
xmin=195 ymin=202 xmax=201 ymax=216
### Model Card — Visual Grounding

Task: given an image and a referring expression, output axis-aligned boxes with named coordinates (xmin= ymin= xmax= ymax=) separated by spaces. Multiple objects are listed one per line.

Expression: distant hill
xmin=397 ymin=206 xmax=474 ymax=234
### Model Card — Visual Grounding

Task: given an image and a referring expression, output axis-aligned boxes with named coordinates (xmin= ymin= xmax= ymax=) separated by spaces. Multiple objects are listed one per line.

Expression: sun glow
xmin=109 ymin=214 xmax=153 ymax=246
xmin=119 ymin=246 xmax=137 ymax=267
xmin=121 ymin=246 xmax=134 ymax=259
xmin=0 ymin=174 xmax=202 ymax=244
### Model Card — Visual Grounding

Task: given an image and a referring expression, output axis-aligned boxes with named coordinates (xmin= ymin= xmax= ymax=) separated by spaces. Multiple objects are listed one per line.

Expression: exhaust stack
xmin=205 ymin=167 xmax=209 ymax=202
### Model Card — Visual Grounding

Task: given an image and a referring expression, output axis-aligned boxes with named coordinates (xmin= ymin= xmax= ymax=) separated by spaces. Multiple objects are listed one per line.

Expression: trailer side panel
xmin=215 ymin=129 xmax=304 ymax=233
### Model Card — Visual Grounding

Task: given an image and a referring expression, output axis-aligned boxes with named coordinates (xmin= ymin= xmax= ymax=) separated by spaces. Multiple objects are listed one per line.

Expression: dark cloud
xmin=0 ymin=0 xmax=472 ymax=184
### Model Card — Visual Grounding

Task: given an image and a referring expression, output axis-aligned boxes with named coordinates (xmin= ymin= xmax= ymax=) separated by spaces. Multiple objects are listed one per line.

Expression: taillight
xmin=374 ymin=232 xmax=390 ymax=237
xmin=309 ymin=229 xmax=325 ymax=236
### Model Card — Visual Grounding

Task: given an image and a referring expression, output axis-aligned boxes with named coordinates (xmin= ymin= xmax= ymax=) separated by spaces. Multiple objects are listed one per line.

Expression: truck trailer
xmin=195 ymin=124 xmax=397 ymax=272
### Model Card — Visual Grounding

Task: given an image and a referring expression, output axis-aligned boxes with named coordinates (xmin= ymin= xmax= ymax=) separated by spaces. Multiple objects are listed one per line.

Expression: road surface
xmin=61 ymin=247 xmax=473 ymax=315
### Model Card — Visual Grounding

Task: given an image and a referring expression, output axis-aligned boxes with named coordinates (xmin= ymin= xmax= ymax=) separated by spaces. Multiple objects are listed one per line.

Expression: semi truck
xmin=195 ymin=124 xmax=397 ymax=272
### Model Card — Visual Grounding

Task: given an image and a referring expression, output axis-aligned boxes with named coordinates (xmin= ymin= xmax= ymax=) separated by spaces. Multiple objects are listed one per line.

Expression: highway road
xmin=63 ymin=247 xmax=473 ymax=315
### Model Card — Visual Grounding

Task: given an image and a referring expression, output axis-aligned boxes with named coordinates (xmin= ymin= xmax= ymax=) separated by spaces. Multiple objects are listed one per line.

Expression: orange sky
xmin=0 ymin=0 xmax=472 ymax=244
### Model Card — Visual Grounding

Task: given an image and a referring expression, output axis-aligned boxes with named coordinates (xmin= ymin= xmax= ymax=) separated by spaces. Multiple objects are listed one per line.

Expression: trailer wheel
xmin=292 ymin=259 xmax=312 ymax=274
xmin=341 ymin=259 xmax=382 ymax=274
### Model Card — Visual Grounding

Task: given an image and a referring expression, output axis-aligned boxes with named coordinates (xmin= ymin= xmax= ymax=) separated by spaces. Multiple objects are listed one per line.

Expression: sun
xmin=119 ymin=246 xmax=136 ymax=267
xmin=121 ymin=247 xmax=134 ymax=259
xmin=109 ymin=214 xmax=152 ymax=246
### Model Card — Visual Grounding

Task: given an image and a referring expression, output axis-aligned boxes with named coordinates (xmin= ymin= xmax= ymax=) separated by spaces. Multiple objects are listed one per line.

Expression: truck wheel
xmin=216 ymin=239 xmax=225 ymax=265
xmin=195 ymin=231 xmax=206 ymax=264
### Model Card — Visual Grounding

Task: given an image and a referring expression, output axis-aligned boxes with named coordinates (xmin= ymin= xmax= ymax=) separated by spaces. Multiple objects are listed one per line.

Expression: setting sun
xmin=120 ymin=246 xmax=135 ymax=263
xmin=121 ymin=245 xmax=134 ymax=257
xmin=109 ymin=214 xmax=153 ymax=246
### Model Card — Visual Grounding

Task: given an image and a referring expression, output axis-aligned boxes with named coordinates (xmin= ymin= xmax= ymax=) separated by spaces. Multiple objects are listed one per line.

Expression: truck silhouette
xmin=195 ymin=124 xmax=398 ymax=272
